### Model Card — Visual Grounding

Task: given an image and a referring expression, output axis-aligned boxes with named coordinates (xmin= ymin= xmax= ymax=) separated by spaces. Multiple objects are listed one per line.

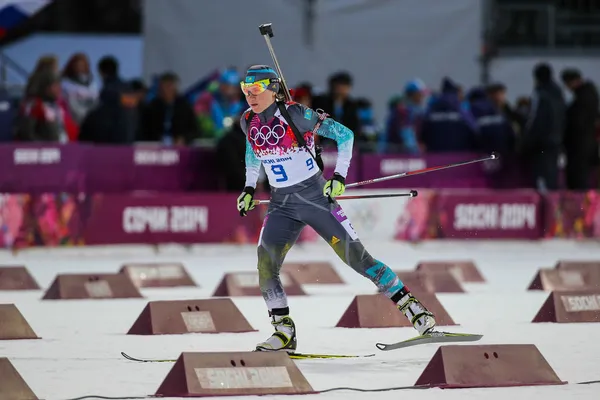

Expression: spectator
xmin=383 ymin=79 xmax=427 ymax=154
xmin=292 ymin=82 xmax=312 ymax=107
xmin=468 ymin=87 xmax=515 ymax=157
xmin=61 ymin=53 xmax=99 ymax=125
xmin=355 ymin=97 xmax=378 ymax=151
xmin=195 ymin=69 xmax=246 ymax=140
xmin=420 ymin=77 xmax=478 ymax=152
xmin=521 ymin=63 xmax=566 ymax=191
xmin=24 ymin=55 xmax=59 ymax=99
xmin=312 ymin=71 xmax=360 ymax=148
xmin=0 ymin=87 xmax=16 ymax=142
xmin=79 ymin=56 xmax=138 ymax=143
xmin=560 ymin=68 xmax=600 ymax=190
xmin=14 ymin=71 xmax=67 ymax=142
xmin=140 ymin=72 xmax=198 ymax=145
xmin=215 ymin=119 xmax=246 ymax=191
xmin=515 ymin=96 xmax=532 ymax=124
xmin=486 ymin=83 xmax=526 ymax=134
xmin=129 ymin=79 xmax=148 ymax=141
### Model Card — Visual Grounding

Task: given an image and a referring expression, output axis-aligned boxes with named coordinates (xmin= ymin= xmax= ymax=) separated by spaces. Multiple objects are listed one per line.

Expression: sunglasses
xmin=240 ymin=78 xmax=276 ymax=96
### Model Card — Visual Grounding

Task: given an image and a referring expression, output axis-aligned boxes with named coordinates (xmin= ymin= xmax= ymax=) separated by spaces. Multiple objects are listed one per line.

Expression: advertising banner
xmin=432 ymin=190 xmax=542 ymax=239
xmin=83 ymin=193 xmax=264 ymax=245
xmin=360 ymin=153 xmax=490 ymax=189
xmin=7 ymin=189 xmax=600 ymax=249
xmin=543 ymin=191 xmax=600 ymax=238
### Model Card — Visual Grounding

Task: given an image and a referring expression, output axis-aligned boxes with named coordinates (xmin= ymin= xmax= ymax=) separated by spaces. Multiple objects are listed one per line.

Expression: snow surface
xmin=1 ymin=239 xmax=600 ymax=400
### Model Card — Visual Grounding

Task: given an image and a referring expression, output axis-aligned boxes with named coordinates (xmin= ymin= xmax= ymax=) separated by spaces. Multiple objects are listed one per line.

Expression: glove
xmin=237 ymin=186 xmax=256 ymax=217
xmin=323 ymin=173 xmax=346 ymax=200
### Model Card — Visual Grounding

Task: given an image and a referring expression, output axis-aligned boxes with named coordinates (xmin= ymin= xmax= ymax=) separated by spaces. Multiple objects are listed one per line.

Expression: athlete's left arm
xmin=315 ymin=118 xmax=353 ymax=178
xmin=286 ymin=103 xmax=354 ymax=178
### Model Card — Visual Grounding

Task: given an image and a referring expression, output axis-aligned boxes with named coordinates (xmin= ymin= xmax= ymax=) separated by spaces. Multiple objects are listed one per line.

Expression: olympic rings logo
xmin=249 ymin=124 xmax=286 ymax=146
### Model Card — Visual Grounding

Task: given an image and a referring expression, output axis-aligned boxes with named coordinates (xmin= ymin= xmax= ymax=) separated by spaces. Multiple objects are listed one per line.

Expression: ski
xmin=121 ymin=351 xmax=374 ymax=363
xmin=375 ymin=331 xmax=483 ymax=351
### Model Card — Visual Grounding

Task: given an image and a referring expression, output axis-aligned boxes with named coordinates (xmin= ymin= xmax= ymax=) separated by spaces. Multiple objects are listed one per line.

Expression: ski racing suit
xmin=240 ymin=101 xmax=434 ymax=333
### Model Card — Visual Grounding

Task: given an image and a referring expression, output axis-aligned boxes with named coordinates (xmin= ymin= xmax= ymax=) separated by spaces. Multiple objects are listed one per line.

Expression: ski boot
xmin=255 ymin=314 xmax=297 ymax=352
xmin=395 ymin=288 xmax=437 ymax=335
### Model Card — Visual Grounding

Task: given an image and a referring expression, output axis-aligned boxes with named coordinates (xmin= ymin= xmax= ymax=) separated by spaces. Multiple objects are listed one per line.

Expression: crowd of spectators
xmin=7 ymin=52 xmax=600 ymax=191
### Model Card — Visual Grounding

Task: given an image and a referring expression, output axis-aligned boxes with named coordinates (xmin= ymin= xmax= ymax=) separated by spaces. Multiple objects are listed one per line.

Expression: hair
xmin=561 ymin=68 xmax=582 ymax=83
xmin=159 ymin=71 xmax=179 ymax=83
xmin=533 ymin=63 xmax=552 ymax=83
xmin=33 ymin=55 xmax=58 ymax=75
xmin=61 ymin=52 xmax=91 ymax=79
xmin=25 ymin=55 xmax=59 ymax=98
xmin=329 ymin=71 xmax=353 ymax=87
xmin=129 ymin=79 xmax=146 ymax=91
xmin=486 ymin=82 xmax=506 ymax=94
xmin=98 ymin=56 xmax=119 ymax=77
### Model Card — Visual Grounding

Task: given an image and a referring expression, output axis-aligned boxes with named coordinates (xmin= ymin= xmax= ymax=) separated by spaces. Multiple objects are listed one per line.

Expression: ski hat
xmin=220 ymin=69 xmax=240 ymax=85
xmin=404 ymin=78 xmax=426 ymax=95
xmin=244 ymin=65 xmax=280 ymax=92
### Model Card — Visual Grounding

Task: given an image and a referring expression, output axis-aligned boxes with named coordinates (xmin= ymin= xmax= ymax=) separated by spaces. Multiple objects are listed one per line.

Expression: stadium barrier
xmin=0 ymin=144 xmax=533 ymax=193
xmin=1 ymin=188 xmax=599 ymax=248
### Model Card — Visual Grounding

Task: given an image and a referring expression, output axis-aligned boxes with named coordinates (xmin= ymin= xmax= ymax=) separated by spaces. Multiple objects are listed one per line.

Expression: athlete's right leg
xmin=255 ymin=201 xmax=305 ymax=352
xmin=294 ymin=176 xmax=436 ymax=336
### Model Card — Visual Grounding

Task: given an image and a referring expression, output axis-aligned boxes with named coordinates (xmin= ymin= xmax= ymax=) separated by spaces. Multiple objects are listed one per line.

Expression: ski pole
xmin=253 ymin=190 xmax=418 ymax=206
xmin=259 ymin=23 xmax=292 ymax=102
xmin=346 ymin=152 xmax=499 ymax=189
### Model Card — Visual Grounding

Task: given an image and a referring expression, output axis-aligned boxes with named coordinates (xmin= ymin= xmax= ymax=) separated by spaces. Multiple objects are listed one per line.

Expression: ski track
xmin=1 ymin=239 xmax=600 ymax=400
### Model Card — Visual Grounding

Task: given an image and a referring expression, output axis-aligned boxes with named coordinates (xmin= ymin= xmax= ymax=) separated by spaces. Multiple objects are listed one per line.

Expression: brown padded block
xmin=0 ymin=357 xmax=39 ymax=399
xmin=395 ymin=270 xmax=465 ymax=293
xmin=555 ymin=260 xmax=600 ymax=270
xmin=415 ymin=344 xmax=566 ymax=388
xmin=415 ymin=260 xmax=485 ymax=283
xmin=532 ymin=290 xmax=600 ymax=323
xmin=42 ymin=273 xmax=143 ymax=299
xmin=527 ymin=268 xmax=600 ymax=291
xmin=120 ymin=262 xmax=197 ymax=288
xmin=128 ymin=298 xmax=256 ymax=334
xmin=212 ymin=272 xmax=306 ymax=297
xmin=155 ymin=352 xmax=315 ymax=397
xmin=0 ymin=267 xmax=40 ymax=290
xmin=281 ymin=262 xmax=344 ymax=284
xmin=0 ymin=304 xmax=39 ymax=340
xmin=336 ymin=293 xmax=456 ymax=328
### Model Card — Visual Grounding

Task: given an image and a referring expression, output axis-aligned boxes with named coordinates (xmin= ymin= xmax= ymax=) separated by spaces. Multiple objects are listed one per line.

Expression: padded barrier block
xmin=42 ymin=273 xmax=143 ymax=299
xmin=0 ymin=267 xmax=40 ymax=290
xmin=527 ymin=268 xmax=600 ymax=291
xmin=532 ymin=290 xmax=600 ymax=323
xmin=415 ymin=344 xmax=566 ymax=388
xmin=395 ymin=270 xmax=465 ymax=293
xmin=0 ymin=304 xmax=39 ymax=340
xmin=212 ymin=272 xmax=305 ymax=297
xmin=0 ymin=357 xmax=39 ymax=399
xmin=415 ymin=260 xmax=485 ymax=283
xmin=155 ymin=351 xmax=315 ymax=397
xmin=120 ymin=262 xmax=197 ymax=288
xmin=336 ymin=293 xmax=456 ymax=328
xmin=281 ymin=262 xmax=344 ymax=284
xmin=128 ymin=299 xmax=256 ymax=334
